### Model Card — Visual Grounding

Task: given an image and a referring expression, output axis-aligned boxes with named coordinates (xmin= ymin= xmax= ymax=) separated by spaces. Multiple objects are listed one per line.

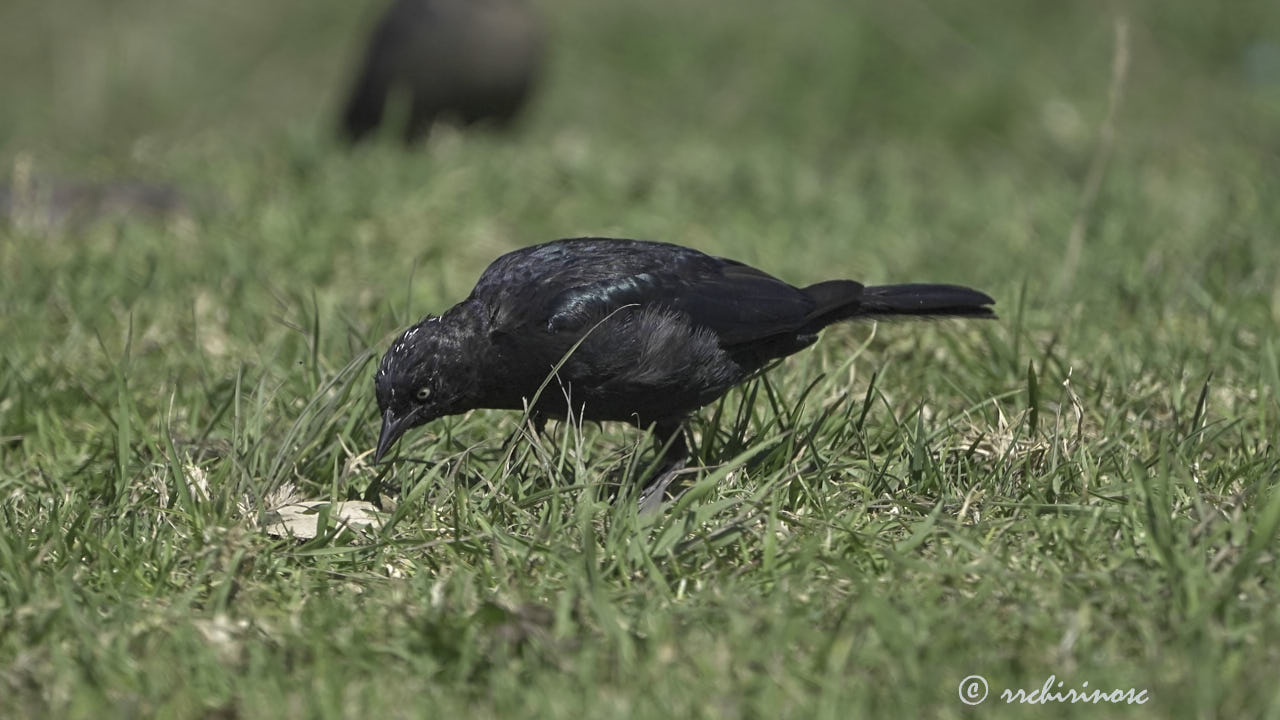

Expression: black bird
xmin=374 ymin=238 xmax=995 ymax=494
xmin=340 ymin=0 xmax=544 ymax=144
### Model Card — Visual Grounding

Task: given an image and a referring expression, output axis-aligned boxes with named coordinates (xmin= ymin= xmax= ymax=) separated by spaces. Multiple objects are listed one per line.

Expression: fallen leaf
xmin=263 ymin=500 xmax=382 ymax=539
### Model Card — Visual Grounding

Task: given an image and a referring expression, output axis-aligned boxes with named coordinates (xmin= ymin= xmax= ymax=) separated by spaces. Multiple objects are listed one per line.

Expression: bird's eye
xmin=416 ymin=386 xmax=432 ymax=401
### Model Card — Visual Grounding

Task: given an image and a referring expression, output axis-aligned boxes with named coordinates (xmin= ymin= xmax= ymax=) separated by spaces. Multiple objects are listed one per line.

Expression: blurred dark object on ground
xmin=339 ymin=0 xmax=544 ymax=144
xmin=1 ymin=172 xmax=189 ymax=232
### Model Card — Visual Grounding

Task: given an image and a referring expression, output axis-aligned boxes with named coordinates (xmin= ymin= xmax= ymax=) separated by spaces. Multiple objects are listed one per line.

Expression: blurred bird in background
xmin=339 ymin=0 xmax=545 ymax=144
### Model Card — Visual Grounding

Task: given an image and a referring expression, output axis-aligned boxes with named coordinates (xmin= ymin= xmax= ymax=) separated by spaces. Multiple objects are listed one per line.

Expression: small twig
xmin=1057 ymin=16 xmax=1130 ymax=290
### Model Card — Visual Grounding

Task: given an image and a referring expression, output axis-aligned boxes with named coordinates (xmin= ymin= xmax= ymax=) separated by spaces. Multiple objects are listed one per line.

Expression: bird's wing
xmin=672 ymin=261 xmax=824 ymax=345
xmin=473 ymin=238 xmax=832 ymax=346
xmin=539 ymin=259 xmax=820 ymax=346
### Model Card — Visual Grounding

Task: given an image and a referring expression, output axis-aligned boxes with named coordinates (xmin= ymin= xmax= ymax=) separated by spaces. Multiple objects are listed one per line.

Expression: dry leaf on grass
xmin=262 ymin=500 xmax=382 ymax=539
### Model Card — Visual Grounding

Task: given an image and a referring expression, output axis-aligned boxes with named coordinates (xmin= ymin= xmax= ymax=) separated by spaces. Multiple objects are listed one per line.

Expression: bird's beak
xmin=374 ymin=408 xmax=413 ymax=463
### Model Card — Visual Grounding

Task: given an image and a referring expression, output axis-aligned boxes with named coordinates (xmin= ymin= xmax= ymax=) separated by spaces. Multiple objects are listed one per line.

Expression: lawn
xmin=2 ymin=0 xmax=1280 ymax=717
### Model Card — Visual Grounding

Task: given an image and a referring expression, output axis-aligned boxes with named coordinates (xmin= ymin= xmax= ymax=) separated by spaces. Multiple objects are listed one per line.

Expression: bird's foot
xmin=637 ymin=457 xmax=689 ymax=514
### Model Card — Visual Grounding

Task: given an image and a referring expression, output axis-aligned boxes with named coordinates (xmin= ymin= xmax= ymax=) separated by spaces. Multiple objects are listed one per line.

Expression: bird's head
xmin=373 ymin=311 xmax=484 ymax=461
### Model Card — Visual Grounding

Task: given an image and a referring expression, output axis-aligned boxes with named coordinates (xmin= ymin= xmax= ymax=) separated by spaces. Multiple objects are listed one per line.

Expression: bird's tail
xmin=802 ymin=280 xmax=996 ymax=324
xmin=858 ymin=283 xmax=996 ymax=318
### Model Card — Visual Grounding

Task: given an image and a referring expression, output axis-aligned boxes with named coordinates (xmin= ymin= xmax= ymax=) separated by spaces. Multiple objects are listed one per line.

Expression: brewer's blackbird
xmin=340 ymin=0 xmax=544 ymax=144
xmin=373 ymin=238 xmax=995 ymax=489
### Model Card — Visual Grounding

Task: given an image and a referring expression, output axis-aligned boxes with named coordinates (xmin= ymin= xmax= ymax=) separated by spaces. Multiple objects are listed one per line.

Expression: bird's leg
xmin=638 ymin=420 xmax=691 ymax=513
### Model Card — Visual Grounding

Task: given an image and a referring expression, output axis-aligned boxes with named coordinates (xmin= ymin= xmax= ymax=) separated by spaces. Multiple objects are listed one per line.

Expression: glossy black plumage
xmin=373 ymin=237 xmax=995 ymax=469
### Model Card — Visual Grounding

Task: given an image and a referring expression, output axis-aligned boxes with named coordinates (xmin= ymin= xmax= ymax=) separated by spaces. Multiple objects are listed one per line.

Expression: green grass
xmin=3 ymin=0 xmax=1280 ymax=717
